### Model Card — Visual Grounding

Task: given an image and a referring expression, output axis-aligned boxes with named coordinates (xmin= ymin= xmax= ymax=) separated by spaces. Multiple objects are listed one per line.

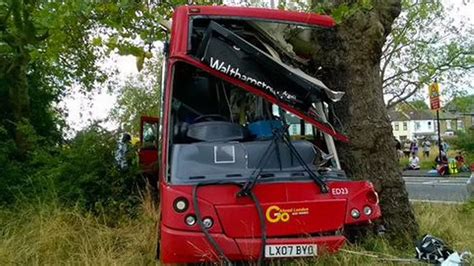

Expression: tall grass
xmin=0 ymin=196 xmax=472 ymax=265
xmin=414 ymin=202 xmax=474 ymax=251
xmin=0 ymin=192 xmax=159 ymax=265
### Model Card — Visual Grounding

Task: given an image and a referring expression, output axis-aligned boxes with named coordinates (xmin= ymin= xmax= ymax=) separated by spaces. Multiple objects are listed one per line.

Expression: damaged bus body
xmin=158 ymin=6 xmax=381 ymax=264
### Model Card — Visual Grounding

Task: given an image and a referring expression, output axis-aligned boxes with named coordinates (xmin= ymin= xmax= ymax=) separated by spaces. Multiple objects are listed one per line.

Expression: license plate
xmin=264 ymin=244 xmax=317 ymax=258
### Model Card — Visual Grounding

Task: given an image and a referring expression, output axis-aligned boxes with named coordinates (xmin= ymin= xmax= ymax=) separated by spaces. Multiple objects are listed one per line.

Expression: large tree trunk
xmin=310 ymin=1 xmax=419 ymax=242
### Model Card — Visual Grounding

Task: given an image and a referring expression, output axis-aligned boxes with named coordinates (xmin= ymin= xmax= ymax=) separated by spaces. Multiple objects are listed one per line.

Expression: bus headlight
xmin=185 ymin=215 xmax=196 ymax=226
xmin=202 ymin=217 xmax=214 ymax=229
xmin=173 ymin=197 xmax=189 ymax=213
xmin=363 ymin=206 xmax=372 ymax=216
xmin=351 ymin=208 xmax=360 ymax=219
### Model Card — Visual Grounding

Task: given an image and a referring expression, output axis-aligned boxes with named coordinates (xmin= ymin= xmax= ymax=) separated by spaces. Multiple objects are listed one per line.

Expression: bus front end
xmin=158 ymin=6 xmax=382 ymax=264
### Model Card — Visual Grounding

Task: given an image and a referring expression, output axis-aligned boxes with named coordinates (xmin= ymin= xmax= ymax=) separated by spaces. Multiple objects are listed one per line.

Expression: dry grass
xmin=0 ymin=195 xmax=160 ymax=265
xmin=414 ymin=201 xmax=474 ymax=251
xmin=0 ymin=196 xmax=472 ymax=265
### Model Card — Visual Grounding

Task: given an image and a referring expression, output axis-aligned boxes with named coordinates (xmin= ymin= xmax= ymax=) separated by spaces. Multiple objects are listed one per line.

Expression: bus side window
xmin=142 ymin=122 xmax=158 ymax=149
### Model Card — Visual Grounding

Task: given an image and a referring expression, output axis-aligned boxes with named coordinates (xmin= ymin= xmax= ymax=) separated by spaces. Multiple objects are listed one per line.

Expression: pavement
xmin=402 ymin=169 xmax=470 ymax=177
xmin=403 ymin=175 xmax=470 ymax=203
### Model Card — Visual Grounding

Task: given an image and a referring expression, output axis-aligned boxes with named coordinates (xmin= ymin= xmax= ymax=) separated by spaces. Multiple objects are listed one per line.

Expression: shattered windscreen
xmin=187 ymin=18 xmax=345 ymax=136
xmin=167 ymin=16 xmax=350 ymax=184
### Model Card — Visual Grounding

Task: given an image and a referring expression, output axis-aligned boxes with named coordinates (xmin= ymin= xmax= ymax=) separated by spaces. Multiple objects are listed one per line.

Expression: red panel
xmin=171 ymin=5 xmax=336 ymax=66
xmin=177 ymin=6 xmax=335 ymax=27
xmin=138 ymin=150 xmax=158 ymax=172
xmin=160 ymin=225 xmax=346 ymax=264
xmin=158 ymin=60 xmax=177 ymax=183
xmin=160 ymin=225 xmax=241 ymax=263
xmin=161 ymin=180 xmax=381 ymax=236
xmin=216 ymin=199 xmax=346 ymax=238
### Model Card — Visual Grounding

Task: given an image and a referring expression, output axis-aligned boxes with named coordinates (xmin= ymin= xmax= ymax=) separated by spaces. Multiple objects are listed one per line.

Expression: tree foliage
xmin=270 ymin=0 xmax=473 ymax=109
xmin=451 ymin=130 xmax=474 ymax=163
xmin=110 ymin=57 xmax=162 ymax=136
xmin=0 ymin=0 xmax=165 ymax=212
xmin=445 ymin=94 xmax=474 ymax=113
xmin=396 ymin=99 xmax=430 ymax=113
xmin=382 ymin=0 xmax=474 ymax=108
xmin=1 ymin=0 xmax=107 ymax=154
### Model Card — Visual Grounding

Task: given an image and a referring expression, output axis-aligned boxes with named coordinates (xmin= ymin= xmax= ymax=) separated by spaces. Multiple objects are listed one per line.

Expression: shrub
xmin=451 ymin=131 xmax=474 ymax=163
xmin=2 ymin=124 xmax=146 ymax=222
xmin=0 ymin=126 xmax=23 ymax=204
xmin=0 ymin=122 xmax=46 ymax=204
xmin=42 ymin=126 xmax=145 ymax=221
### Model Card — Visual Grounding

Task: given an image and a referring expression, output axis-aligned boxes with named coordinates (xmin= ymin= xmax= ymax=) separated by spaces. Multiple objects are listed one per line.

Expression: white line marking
xmin=409 ymin=199 xmax=464 ymax=204
xmin=405 ymin=182 xmax=466 ymax=186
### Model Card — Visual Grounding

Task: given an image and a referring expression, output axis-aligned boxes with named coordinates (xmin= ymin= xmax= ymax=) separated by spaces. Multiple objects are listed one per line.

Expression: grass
xmin=0 ymin=197 xmax=472 ymax=265
xmin=313 ymin=202 xmax=474 ymax=265
xmin=399 ymin=146 xmax=472 ymax=171
xmin=0 ymin=195 xmax=160 ymax=265
xmin=414 ymin=202 xmax=474 ymax=251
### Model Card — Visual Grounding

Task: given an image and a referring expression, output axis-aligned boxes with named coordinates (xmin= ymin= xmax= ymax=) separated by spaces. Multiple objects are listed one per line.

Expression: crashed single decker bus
xmin=157 ymin=5 xmax=382 ymax=264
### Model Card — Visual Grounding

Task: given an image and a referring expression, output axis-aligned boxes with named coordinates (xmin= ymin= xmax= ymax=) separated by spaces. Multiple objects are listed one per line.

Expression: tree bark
xmin=310 ymin=1 xmax=419 ymax=242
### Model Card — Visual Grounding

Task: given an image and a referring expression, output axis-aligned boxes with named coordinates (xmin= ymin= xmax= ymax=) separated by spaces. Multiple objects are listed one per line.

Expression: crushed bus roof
xmin=170 ymin=6 xmax=348 ymax=142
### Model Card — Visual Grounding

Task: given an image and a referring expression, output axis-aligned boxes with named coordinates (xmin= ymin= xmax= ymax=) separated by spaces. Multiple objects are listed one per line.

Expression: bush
xmin=451 ymin=131 xmax=474 ymax=163
xmin=1 ymin=124 xmax=145 ymax=222
xmin=0 ymin=126 xmax=23 ymax=204
xmin=41 ymin=126 xmax=145 ymax=221
xmin=0 ymin=122 xmax=46 ymax=204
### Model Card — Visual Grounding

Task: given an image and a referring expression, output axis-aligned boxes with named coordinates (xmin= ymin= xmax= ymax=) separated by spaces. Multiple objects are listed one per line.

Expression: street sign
xmin=429 ymin=83 xmax=441 ymax=110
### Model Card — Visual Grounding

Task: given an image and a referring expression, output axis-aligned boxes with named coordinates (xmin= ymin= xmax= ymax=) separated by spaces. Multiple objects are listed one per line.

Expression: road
xmin=403 ymin=176 xmax=470 ymax=203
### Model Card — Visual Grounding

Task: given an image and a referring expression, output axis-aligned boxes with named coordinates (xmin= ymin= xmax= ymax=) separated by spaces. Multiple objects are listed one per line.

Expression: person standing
xmin=403 ymin=140 xmax=411 ymax=158
xmin=394 ymin=137 xmax=403 ymax=160
xmin=410 ymin=140 xmax=419 ymax=156
xmin=422 ymin=138 xmax=431 ymax=158
xmin=115 ymin=133 xmax=132 ymax=171
xmin=441 ymin=139 xmax=449 ymax=153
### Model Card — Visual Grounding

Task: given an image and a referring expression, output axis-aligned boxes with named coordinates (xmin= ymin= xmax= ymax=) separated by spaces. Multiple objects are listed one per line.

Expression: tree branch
xmin=383 ymin=64 xmax=423 ymax=84
xmin=386 ymin=83 xmax=419 ymax=109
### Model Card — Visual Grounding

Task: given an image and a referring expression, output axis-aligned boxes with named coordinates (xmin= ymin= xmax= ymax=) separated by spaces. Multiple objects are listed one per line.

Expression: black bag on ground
xmin=415 ymin=234 xmax=454 ymax=264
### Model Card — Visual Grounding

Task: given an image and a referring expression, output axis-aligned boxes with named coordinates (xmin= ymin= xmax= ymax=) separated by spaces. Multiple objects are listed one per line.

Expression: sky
xmin=61 ymin=54 xmax=138 ymax=134
xmin=61 ymin=0 xmax=474 ymax=134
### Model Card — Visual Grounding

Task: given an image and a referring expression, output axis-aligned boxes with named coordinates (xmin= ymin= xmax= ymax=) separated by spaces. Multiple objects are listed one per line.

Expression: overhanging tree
xmin=278 ymin=0 xmax=474 ymax=109
xmin=382 ymin=0 xmax=474 ymax=109
xmin=0 ymin=0 xmax=172 ymax=151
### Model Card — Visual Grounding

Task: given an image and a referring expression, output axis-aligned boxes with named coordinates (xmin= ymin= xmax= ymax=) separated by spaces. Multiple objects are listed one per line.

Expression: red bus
xmin=157 ymin=6 xmax=381 ymax=264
